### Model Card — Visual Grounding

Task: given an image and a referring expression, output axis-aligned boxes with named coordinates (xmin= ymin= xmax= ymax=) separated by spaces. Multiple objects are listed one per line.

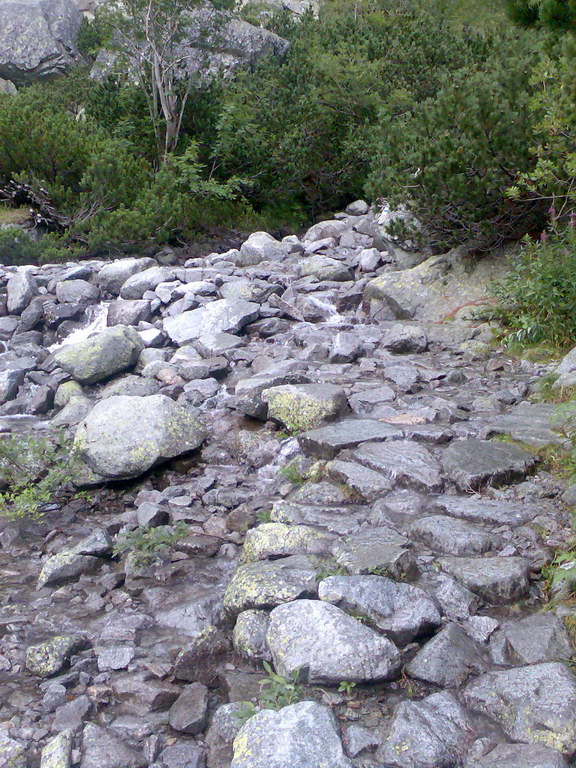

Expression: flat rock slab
xmin=463 ymin=663 xmax=576 ymax=756
xmin=298 ymin=420 xmax=404 ymax=459
xmin=231 ymin=701 xmax=352 ymax=768
xmin=406 ymin=623 xmax=489 ymax=688
xmin=271 ymin=500 xmax=370 ymax=535
xmin=333 ymin=527 xmax=416 ymax=578
xmin=489 ymin=613 xmax=574 ymax=666
xmin=223 ymin=555 xmax=318 ymax=616
xmin=377 ymin=691 xmax=481 ymax=768
xmin=409 ymin=515 xmax=495 ymax=556
xmin=482 ymin=403 xmax=566 ymax=448
xmin=327 ymin=459 xmax=393 ymax=501
xmin=441 ymin=439 xmax=537 ymax=490
xmin=427 ymin=495 xmax=539 ymax=526
xmin=349 ymin=440 xmax=443 ymax=492
xmin=262 ymin=383 xmax=348 ymax=432
xmin=267 ymin=600 xmax=401 ymax=684
xmin=242 ymin=523 xmax=334 ymax=562
xmin=466 ymin=743 xmax=569 ymax=768
xmin=440 ymin=556 xmax=530 ymax=604
xmin=164 ymin=299 xmax=259 ymax=345
xmin=318 ymin=574 xmax=441 ymax=645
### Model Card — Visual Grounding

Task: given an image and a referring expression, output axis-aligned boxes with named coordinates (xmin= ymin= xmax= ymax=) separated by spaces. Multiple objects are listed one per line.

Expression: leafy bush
xmin=0 ymin=228 xmax=41 ymax=265
xmin=0 ymin=433 xmax=85 ymax=519
xmin=366 ymin=33 xmax=543 ymax=250
xmin=493 ymin=226 xmax=576 ymax=347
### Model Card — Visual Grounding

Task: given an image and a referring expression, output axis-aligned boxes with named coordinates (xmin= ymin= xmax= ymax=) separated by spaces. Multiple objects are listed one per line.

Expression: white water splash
xmin=306 ymin=296 xmax=347 ymax=326
xmin=48 ymin=301 xmax=110 ymax=351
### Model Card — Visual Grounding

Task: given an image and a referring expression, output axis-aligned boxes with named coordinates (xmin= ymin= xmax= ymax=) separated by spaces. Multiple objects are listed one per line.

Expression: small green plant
xmin=255 ymin=509 xmax=272 ymax=524
xmin=542 ymin=543 xmax=576 ymax=591
xmin=0 ymin=432 xmax=86 ymax=520
xmin=338 ymin=681 xmax=357 ymax=695
xmin=112 ymin=521 xmax=189 ymax=566
xmin=233 ymin=701 xmax=258 ymax=727
xmin=314 ymin=556 xmax=348 ymax=581
xmin=278 ymin=459 xmax=305 ymax=486
xmin=259 ymin=661 xmax=304 ymax=710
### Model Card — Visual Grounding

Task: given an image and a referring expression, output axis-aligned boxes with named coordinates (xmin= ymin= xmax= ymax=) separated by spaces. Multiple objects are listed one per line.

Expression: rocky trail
xmin=1 ymin=203 xmax=576 ymax=768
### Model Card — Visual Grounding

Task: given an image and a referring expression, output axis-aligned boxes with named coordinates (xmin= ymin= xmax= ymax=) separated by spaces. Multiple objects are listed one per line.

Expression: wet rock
xmin=318 ymin=574 xmax=441 ymax=645
xmin=267 ymin=599 xmax=401 ymax=684
xmin=164 ymin=299 xmax=259 ymax=345
xmin=233 ymin=609 xmax=271 ymax=661
xmin=377 ymin=691 xmax=481 ymax=768
xmin=406 ymin=623 xmax=489 ymax=687
xmin=238 ymin=232 xmax=289 ymax=265
xmin=466 ymin=743 xmax=569 ymax=768
xmin=298 ymin=419 xmax=404 ymax=459
xmin=7 ymin=270 xmax=38 ymax=313
xmin=327 ymin=459 xmax=392 ymax=501
xmin=299 ymin=255 xmax=353 ymax=282
xmin=52 ymin=325 xmax=143 ymax=384
xmin=55 ymin=280 xmax=99 ymax=305
xmin=120 ymin=266 xmax=174 ymax=299
xmin=0 ymin=732 xmax=26 ymax=768
xmin=234 ymin=366 xmax=311 ymax=420
xmin=332 ymin=526 xmax=416 ymax=578
xmin=107 ymin=299 xmax=153 ymax=327
xmin=98 ymin=257 xmax=156 ymax=295
xmin=38 ymin=550 xmax=101 ymax=588
xmin=206 ymin=702 xmax=246 ymax=768
xmin=463 ymin=663 xmax=576 ymax=756
xmin=26 ymin=635 xmax=86 ymax=677
xmin=232 ymin=701 xmax=351 ymax=767
xmin=489 ymin=613 xmax=574 ymax=665
xmin=0 ymin=368 xmax=25 ymax=404
xmin=381 ymin=323 xmax=428 ymax=353
xmin=440 ymin=555 xmax=530 ymax=604
xmin=242 ymin=523 xmax=333 ymax=562
xmin=428 ymin=495 xmax=538 ymax=526
xmin=40 ymin=729 xmax=73 ymax=768
xmin=262 ymin=383 xmax=347 ymax=432
xmin=75 ymin=394 xmax=206 ymax=479
xmin=349 ymin=440 xmax=443 ymax=492
xmin=223 ymin=555 xmax=317 ymax=615
xmin=168 ymin=682 xmax=209 ymax=734
xmin=80 ymin=723 xmax=145 ymax=768
xmin=441 ymin=439 xmax=537 ymax=490
xmin=409 ymin=515 xmax=495 ymax=556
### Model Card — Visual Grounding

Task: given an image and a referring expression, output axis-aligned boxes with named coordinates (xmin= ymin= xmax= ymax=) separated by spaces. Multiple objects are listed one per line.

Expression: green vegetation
xmin=259 ymin=661 xmax=304 ymax=709
xmin=112 ymin=521 xmax=189 ymax=566
xmin=0 ymin=433 xmax=86 ymax=519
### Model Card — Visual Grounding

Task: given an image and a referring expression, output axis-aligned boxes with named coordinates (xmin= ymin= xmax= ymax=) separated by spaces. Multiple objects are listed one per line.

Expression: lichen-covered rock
xmin=38 ymin=550 xmax=101 ymax=588
xmin=332 ymin=527 xmax=416 ymax=579
xmin=463 ymin=663 xmax=576 ymax=756
xmin=52 ymin=325 xmax=143 ymax=384
xmin=262 ymin=383 xmax=348 ymax=432
xmin=267 ymin=599 xmax=401 ymax=684
xmin=242 ymin=523 xmax=333 ymax=563
xmin=231 ymin=701 xmax=352 ymax=768
xmin=318 ymin=575 xmax=441 ymax=646
xmin=299 ymin=255 xmax=353 ymax=282
xmin=0 ymin=732 xmax=26 ymax=768
xmin=223 ymin=555 xmax=317 ymax=616
xmin=0 ymin=0 xmax=81 ymax=85
xmin=377 ymin=691 xmax=481 ymax=768
xmin=233 ymin=610 xmax=271 ymax=661
xmin=26 ymin=635 xmax=86 ymax=677
xmin=75 ymin=394 xmax=206 ymax=479
xmin=40 ymin=729 xmax=73 ymax=768
xmin=234 ymin=365 xmax=311 ymax=420
xmin=466 ymin=743 xmax=569 ymax=768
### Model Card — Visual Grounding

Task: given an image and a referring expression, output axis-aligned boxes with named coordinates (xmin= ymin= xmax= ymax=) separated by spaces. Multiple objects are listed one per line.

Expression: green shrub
xmin=0 ymin=433 xmax=85 ymax=520
xmin=493 ymin=226 xmax=576 ymax=347
xmin=0 ymin=227 xmax=41 ymax=265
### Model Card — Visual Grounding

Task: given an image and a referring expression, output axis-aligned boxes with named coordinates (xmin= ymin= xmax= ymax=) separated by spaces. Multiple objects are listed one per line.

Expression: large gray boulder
xmin=52 ymin=325 xmax=143 ymax=384
xmin=231 ymin=701 xmax=352 ymax=768
xmin=266 ymin=599 xmax=401 ymax=684
xmin=0 ymin=0 xmax=82 ymax=85
xmin=75 ymin=394 xmax=206 ymax=479
xmin=164 ymin=299 xmax=259 ymax=345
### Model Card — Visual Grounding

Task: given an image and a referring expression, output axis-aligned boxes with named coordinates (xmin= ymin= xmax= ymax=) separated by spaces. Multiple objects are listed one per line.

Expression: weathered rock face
xmin=0 ymin=0 xmax=82 ymax=86
xmin=51 ymin=325 xmax=143 ymax=384
xmin=75 ymin=394 xmax=206 ymax=479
